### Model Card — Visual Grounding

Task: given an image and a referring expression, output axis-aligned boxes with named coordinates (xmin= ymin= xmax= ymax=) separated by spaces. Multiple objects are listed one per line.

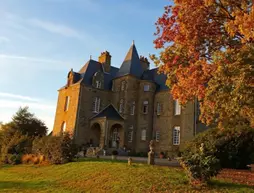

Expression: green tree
xmin=2 ymin=107 xmax=48 ymax=137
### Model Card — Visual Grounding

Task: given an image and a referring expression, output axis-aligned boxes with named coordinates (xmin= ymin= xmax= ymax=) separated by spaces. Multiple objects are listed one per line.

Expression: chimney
xmin=98 ymin=51 xmax=111 ymax=73
xmin=140 ymin=55 xmax=150 ymax=71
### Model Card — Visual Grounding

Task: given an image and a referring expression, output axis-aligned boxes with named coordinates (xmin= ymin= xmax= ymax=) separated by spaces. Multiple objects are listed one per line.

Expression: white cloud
xmin=28 ymin=18 xmax=82 ymax=38
xmin=0 ymin=92 xmax=40 ymax=102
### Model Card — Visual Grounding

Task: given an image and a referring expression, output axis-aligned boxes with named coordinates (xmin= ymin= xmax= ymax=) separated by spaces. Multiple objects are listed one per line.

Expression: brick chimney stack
xmin=140 ymin=55 xmax=150 ymax=71
xmin=98 ymin=51 xmax=111 ymax=73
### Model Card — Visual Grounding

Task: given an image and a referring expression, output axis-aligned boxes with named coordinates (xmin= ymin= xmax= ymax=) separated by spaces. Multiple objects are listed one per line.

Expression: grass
xmin=0 ymin=158 xmax=253 ymax=193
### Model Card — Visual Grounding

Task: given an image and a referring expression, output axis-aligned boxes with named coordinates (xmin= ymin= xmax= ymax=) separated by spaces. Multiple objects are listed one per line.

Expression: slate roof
xmin=142 ymin=68 xmax=169 ymax=91
xmin=77 ymin=60 xmax=119 ymax=90
xmin=62 ymin=43 xmax=168 ymax=91
xmin=116 ymin=43 xmax=144 ymax=78
xmin=90 ymin=104 xmax=124 ymax=120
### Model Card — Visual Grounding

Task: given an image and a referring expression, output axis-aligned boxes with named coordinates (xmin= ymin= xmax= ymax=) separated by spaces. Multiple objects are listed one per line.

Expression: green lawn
xmin=0 ymin=159 xmax=253 ymax=193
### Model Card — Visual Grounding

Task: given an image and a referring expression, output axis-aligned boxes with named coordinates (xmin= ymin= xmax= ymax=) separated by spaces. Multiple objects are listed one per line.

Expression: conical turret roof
xmin=116 ymin=42 xmax=144 ymax=78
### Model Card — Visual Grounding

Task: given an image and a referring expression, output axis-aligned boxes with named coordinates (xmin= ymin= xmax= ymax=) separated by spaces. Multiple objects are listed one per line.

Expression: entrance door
xmin=112 ymin=128 xmax=118 ymax=148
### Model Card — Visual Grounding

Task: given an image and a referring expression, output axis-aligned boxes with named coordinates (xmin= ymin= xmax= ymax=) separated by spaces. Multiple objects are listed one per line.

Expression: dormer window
xmin=93 ymin=72 xmax=104 ymax=89
xmin=95 ymin=80 xmax=101 ymax=89
xmin=144 ymin=84 xmax=150 ymax=91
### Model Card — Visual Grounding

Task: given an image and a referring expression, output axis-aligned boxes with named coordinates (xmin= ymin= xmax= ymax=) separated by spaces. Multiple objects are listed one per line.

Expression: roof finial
xmin=90 ymin=55 xmax=92 ymax=60
xmin=132 ymin=40 xmax=135 ymax=45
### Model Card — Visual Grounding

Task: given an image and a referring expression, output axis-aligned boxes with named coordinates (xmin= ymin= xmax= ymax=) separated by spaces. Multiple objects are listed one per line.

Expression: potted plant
xmin=112 ymin=150 xmax=118 ymax=160
xmin=159 ymin=152 xmax=165 ymax=159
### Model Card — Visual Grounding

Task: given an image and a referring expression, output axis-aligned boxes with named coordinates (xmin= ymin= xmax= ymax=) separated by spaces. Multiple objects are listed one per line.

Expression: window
xmin=155 ymin=131 xmax=160 ymax=142
xmin=119 ymin=99 xmax=124 ymax=113
xmin=121 ymin=81 xmax=127 ymax=91
xmin=141 ymin=129 xmax=147 ymax=141
xmin=92 ymin=97 xmax=100 ymax=113
xmin=64 ymin=96 xmax=70 ymax=111
xmin=157 ymin=102 xmax=161 ymax=115
xmin=93 ymin=72 xmax=104 ymax=89
xmin=174 ymin=99 xmax=181 ymax=115
xmin=143 ymin=101 xmax=149 ymax=114
xmin=144 ymin=84 xmax=150 ymax=91
xmin=61 ymin=122 xmax=66 ymax=133
xmin=95 ymin=80 xmax=101 ymax=89
xmin=130 ymin=101 xmax=135 ymax=115
xmin=173 ymin=126 xmax=180 ymax=145
xmin=128 ymin=131 xmax=133 ymax=142
xmin=112 ymin=81 xmax=115 ymax=91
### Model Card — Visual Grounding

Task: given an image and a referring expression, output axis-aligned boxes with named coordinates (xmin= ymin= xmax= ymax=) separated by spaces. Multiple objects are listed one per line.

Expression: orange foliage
xmin=152 ymin=0 xmax=254 ymax=128
xmin=21 ymin=154 xmax=45 ymax=165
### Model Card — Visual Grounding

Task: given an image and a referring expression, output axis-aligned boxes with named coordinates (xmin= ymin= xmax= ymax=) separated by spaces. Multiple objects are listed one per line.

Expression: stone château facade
xmin=53 ymin=42 xmax=205 ymax=155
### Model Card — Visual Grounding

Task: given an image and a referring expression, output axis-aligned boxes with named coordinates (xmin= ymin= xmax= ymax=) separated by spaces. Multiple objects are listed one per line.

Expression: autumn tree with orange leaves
xmin=152 ymin=0 xmax=254 ymax=129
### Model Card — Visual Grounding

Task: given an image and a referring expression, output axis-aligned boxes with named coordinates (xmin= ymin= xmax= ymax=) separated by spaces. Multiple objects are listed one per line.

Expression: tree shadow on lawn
xmin=76 ymin=157 xmax=127 ymax=163
xmin=0 ymin=180 xmax=53 ymax=190
xmin=209 ymin=179 xmax=254 ymax=190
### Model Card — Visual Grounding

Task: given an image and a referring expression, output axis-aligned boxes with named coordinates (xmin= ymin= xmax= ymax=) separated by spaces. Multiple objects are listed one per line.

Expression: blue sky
xmin=0 ymin=0 xmax=169 ymax=131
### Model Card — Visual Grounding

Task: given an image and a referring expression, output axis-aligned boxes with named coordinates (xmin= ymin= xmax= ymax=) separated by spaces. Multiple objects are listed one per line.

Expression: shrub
xmin=180 ymin=142 xmax=221 ymax=184
xmin=214 ymin=127 xmax=254 ymax=169
xmin=0 ymin=131 xmax=32 ymax=165
xmin=21 ymin=154 xmax=34 ymax=164
xmin=21 ymin=154 xmax=45 ymax=164
xmin=180 ymin=126 xmax=254 ymax=184
xmin=32 ymin=132 xmax=78 ymax=164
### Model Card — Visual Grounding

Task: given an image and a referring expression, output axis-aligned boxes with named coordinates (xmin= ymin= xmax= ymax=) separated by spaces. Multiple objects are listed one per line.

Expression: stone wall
xmin=53 ymin=74 xmax=204 ymax=155
xmin=153 ymin=91 xmax=196 ymax=156
xmin=111 ymin=75 xmax=140 ymax=150
xmin=135 ymin=80 xmax=156 ymax=152
xmin=75 ymin=85 xmax=111 ymax=145
xmin=53 ymin=83 xmax=81 ymax=136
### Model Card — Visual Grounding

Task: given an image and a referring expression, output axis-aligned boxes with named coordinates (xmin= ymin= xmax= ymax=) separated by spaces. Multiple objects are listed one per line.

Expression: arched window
xmin=95 ymin=80 xmax=101 ymax=89
xmin=119 ymin=99 xmax=124 ymax=113
xmin=121 ymin=80 xmax=127 ymax=91
xmin=61 ymin=122 xmax=66 ymax=133
xmin=93 ymin=72 xmax=103 ymax=89
xmin=130 ymin=101 xmax=135 ymax=115
xmin=92 ymin=97 xmax=101 ymax=113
